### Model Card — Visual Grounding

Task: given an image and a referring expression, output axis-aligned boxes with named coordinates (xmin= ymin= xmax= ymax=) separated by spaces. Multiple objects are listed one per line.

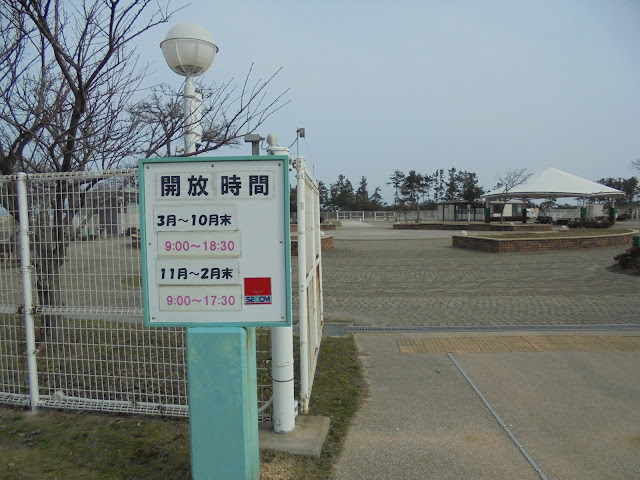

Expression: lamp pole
xmin=159 ymin=24 xmax=266 ymax=480
xmin=160 ymin=23 xmax=218 ymax=156
xmin=183 ymin=75 xmax=197 ymax=154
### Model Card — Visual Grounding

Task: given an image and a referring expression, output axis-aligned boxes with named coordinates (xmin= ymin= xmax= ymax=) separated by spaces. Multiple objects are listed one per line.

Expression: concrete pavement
xmin=321 ymin=221 xmax=639 ymax=479
xmin=333 ymin=332 xmax=640 ymax=480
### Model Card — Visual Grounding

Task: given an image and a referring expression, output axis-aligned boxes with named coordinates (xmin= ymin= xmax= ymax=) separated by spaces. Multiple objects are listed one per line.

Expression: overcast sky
xmin=140 ymin=0 xmax=640 ymax=202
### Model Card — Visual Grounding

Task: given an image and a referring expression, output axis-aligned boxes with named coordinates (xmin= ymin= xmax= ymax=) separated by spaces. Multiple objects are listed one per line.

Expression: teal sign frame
xmin=138 ymin=156 xmax=292 ymax=328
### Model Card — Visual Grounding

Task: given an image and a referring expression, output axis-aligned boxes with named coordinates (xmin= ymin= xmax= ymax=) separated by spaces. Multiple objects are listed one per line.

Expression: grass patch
xmin=0 ymin=409 xmax=191 ymax=480
xmin=472 ymin=228 xmax=635 ymax=239
xmin=0 ymin=335 xmax=364 ymax=479
xmin=261 ymin=335 xmax=365 ymax=479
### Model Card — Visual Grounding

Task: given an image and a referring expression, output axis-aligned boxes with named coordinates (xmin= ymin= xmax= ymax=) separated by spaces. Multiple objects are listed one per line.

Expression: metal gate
xmin=295 ymin=157 xmax=324 ymax=413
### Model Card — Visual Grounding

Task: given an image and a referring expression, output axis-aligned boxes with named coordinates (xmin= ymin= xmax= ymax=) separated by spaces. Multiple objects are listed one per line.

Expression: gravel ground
xmin=317 ymin=221 xmax=640 ymax=327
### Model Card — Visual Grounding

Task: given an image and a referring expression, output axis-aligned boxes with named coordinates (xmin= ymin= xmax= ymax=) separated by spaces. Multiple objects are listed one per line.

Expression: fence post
xmin=16 ymin=173 xmax=39 ymax=410
xmin=296 ymin=157 xmax=311 ymax=414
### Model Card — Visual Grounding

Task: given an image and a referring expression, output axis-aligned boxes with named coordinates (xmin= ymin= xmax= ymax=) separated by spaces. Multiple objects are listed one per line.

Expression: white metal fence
xmin=295 ymin=157 xmax=324 ymax=414
xmin=319 ymin=210 xmax=397 ymax=222
xmin=317 ymin=208 xmax=640 ymax=223
xmin=318 ymin=210 xmax=455 ymax=222
xmin=0 ymin=170 xmax=273 ymax=420
xmin=547 ymin=207 xmax=640 ymax=220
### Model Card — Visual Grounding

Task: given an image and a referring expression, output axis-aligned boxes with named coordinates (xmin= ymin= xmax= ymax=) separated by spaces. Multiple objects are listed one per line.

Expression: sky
xmin=137 ymin=0 xmax=640 ymax=203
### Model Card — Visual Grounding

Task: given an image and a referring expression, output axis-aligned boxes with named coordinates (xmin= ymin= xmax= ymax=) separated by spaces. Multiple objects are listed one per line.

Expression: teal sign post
xmin=139 ymin=156 xmax=291 ymax=479
xmin=187 ymin=327 xmax=259 ymax=479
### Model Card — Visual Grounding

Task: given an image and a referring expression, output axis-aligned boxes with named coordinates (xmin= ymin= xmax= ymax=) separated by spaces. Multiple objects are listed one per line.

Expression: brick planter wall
xmin=290 ymin=235 xmax=334 ymax=256
xmin=393 ymin=223 xmax=552 ymax=232
xmin=452 ymin=230 xmax=637 ymax=253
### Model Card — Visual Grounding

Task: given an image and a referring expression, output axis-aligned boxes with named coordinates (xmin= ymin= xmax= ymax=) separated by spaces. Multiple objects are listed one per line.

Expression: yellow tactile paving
xmin=398 ymin=336 xmax=640 ymax=353
xmin=602 ymin=336 xmax=640 ymax=352
xmin=470 ymin=336 xmax=534 ymax=352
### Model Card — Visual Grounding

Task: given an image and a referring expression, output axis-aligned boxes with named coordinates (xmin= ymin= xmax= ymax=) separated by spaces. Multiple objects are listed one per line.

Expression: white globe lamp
xmin=160 ymin=23 xmax=219 ymax=154
xmin=160 ymin=23 xmax=218 ymax=77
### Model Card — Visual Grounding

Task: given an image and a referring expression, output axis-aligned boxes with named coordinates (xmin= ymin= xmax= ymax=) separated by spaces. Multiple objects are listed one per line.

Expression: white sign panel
xmin=139 ymin=156 xmax=291 ymax=327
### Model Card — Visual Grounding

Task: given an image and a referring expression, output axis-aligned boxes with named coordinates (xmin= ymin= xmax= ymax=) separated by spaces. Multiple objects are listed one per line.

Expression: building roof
xmin=482 ymin=167 xmax=625 ymax=200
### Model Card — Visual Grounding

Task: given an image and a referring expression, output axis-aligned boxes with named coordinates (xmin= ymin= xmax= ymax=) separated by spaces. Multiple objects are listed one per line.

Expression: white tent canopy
xmin=482 ymin=167 xmax=625 ymax=200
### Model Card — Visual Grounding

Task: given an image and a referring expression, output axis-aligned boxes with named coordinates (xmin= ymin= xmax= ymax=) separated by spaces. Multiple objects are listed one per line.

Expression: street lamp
xmin=160 ymin=23 xmax=219 ymax=155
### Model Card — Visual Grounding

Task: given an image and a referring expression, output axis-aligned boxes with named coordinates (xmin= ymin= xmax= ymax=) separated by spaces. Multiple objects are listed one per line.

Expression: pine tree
xmin=387 ymin=170 xmax=405 ymax=208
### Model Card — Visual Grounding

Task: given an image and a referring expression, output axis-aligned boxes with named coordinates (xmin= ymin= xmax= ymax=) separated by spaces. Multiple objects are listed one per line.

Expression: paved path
xmin=333 ymin=332 xmax=640 ymax=480
xmin=319 ymin=221 xmax=640 ymax=327
xmin=326 ymin=221 xmax=640 ymax=479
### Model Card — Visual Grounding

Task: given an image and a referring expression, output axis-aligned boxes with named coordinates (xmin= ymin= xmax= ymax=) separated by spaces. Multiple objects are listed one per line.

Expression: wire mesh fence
xmin=0 ymin=314 xmax=28 ymax=406
xmin=0 ymin=177 xmax=21 ymax=314
xmin=0 ymin=170 xmax=274 ymax=420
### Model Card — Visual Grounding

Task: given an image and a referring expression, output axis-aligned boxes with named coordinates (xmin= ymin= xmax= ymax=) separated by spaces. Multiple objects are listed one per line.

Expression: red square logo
xmin=244 ymin=277 xmax=271 ymax=296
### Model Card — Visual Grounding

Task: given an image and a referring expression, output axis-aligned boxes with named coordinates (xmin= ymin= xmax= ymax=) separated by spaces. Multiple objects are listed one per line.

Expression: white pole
xmin=16 ymin=173 xmax=39 ymax=410
xmin=184 ymin=75 xmax=197 ymax=155
xmin=267 ymin=144 xmax=296 ymax=433
xmin=271 ymin=326 xmax=296 ymax=432
xmin=296 ymin=157 xmax=311 ymax=413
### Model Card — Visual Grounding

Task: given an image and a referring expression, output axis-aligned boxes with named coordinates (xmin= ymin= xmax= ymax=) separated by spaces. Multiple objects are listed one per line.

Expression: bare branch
xmin=131 ymin=65 xmax=290 ymax=158
xmin=494 ymin=168 xmax=532 ymax=193
xmin=0 ymin=0 xmax=179 ymax=337
xmin=493 ymin=168 xmax=533 ymax=223
xmin=1 ymin=0 xmax=178 ymax=174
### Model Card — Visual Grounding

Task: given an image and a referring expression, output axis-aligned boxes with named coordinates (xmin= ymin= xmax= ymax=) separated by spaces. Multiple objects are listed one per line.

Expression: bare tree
xmin=0 ymin=0 xmax=177 ymax=340
xmin=632 ymin=158 xmax=640 ymax=173
xmin=0 ymin=1 xmax=290 ymax=341
xmin=0 ymin=0 xmax=175 ymax=175
xmin=493 ymin=168 xmax=533 ymax=223
xmin=129 ymin=65 xmax=289 ymax=158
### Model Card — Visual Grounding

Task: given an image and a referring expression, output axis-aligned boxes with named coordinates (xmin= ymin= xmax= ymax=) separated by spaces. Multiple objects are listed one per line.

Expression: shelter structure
xmin=436 ymin=200 xmax=484 ymax=222
xmin=482 ymin=168 xmax=625 ymax=223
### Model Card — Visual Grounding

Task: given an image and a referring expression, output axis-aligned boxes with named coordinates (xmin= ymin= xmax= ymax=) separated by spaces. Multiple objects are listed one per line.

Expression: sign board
xmin=139 ymin=156 xmax=291 ymax=327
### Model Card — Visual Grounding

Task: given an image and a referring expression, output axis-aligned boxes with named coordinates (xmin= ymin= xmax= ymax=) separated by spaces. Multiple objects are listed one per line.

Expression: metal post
xmin=608 ymin=198 xmax=616 ymax=223
xmin=187 ymin=327 xmax=259 ymax=479
xmin=296 ymin=156 xmax=311 ymax=413
xmin=271 ymin=326 xmax=296 ymax=432
xmin=484 ymin=198 xmax=491 ymax=223
xmin=244 ymin=134 xmax=262 ymax=156
xmin=16 ymin=173 xmax=39 ymax=410
xmin=267 ymin=144 xmax=296 ymax=433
